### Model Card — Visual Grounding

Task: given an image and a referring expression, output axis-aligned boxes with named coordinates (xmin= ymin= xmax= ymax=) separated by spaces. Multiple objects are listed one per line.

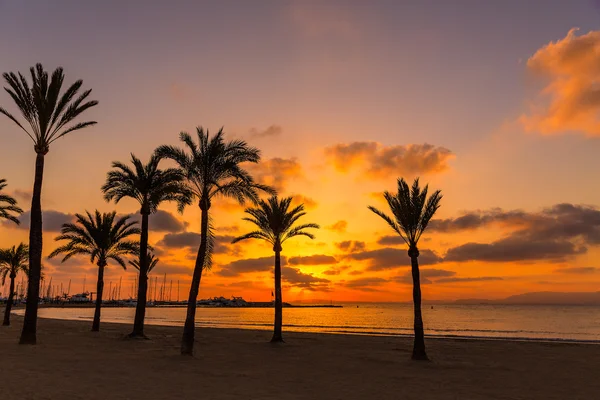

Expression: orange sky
xmin=1 ymin=2 xmax=600 ymax=302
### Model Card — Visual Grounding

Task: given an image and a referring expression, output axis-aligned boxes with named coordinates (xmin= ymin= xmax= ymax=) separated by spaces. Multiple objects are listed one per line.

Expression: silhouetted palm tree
xmin=0 ymin=64 xmax=98 ymax=344
xmin=368 ymin=178 xmax=442 ymax=361
xmin=49 ymin=211 xmax=139 ymax=332
xmin=129 ymin=251 xmax=159 ymax=276
xmin=232 ymin=196 xmax=319 ymax=342
xmin=0 ymin=179 xmax=23 ymax=224
xmin=102 ymin=153 xmax=191 ymax=338
xmin=0 ymin=243 xmax=29 ymax=326
xmin=156 ymin=127 xmax=275 ymax=355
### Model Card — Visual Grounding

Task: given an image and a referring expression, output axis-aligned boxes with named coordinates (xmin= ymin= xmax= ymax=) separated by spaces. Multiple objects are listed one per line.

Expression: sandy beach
xmin=1 ymin=313 xmax=599 ymax=400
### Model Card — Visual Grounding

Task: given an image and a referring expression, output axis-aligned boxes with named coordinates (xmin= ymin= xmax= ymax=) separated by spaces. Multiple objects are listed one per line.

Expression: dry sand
xmin=1 ymin=313 xmax=599 ymax=400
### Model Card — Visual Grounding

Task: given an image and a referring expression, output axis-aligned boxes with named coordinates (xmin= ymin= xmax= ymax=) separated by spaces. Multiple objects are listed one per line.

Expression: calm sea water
xmin=20 ymin=303 xmax=600 ymax=342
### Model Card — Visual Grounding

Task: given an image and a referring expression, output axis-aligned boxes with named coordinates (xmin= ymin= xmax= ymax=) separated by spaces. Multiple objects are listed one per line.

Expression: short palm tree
xmin=0 ymin=243 xmax=29 ymax=326
xmin=129 ymin=251 xmax=159 ymax=276
xmin=49 ymin=211 xmax=139 ymax=332
xmin=156 ymin=127 xmax=275 ymax=355
xmin=0 ymin=179 xmax=23 ymax=224
xmin=232 ymin=196 xmax=319 ymax=342
xmin=368 ymin=178 xmax=442 ymax=361
xmin=0 ymin=63 xmax=98 ymax=344
xmin=102 ymin=153 xmax=191 ymax=338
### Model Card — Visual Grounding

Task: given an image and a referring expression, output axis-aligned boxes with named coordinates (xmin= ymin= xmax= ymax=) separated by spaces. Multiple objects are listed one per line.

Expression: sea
xmin=19 ymin=303 xmax=600 ymax=343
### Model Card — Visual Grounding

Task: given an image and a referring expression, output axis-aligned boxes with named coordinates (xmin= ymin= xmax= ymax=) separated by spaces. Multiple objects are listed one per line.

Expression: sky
xmin=1 ymin=0 xmax=600 ymax=303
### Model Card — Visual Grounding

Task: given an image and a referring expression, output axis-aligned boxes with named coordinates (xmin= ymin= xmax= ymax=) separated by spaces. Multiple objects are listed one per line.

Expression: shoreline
xmin=1 ymin=314 xmax=599 ymax=399
xmin=13 ymin=309 xmax=600 ymax=345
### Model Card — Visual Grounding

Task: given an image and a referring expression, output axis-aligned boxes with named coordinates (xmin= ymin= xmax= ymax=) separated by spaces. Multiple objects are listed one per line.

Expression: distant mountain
xmin=452 ymin=291 xmax=600 ymax=306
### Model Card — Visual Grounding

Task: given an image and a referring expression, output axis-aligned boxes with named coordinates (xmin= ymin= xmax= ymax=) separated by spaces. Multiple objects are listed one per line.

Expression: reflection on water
xmin=19 ymin=303 xmax=600 ymax=342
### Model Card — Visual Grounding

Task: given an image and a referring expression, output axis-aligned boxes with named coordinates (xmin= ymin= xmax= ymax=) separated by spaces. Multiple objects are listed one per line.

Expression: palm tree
xmin=0 ymin=243 xmax=29 ymax=326
xmin=49 ymin=211 xmax=139 ymax=332
xmin=102 ymin=153 xmax=191 ymax=338
xmin=129 ymin=251 xmax=159 ymax=276
xmin=368 ymin=178 xmax=442 ymax=360
xmin=232 ymin=196 xmax=319 ymax=342
xmin=0 ymin=63 xmax=98 ymax=344
xmin=0 ymin=179 xmax=23 ymax=224
xmin=156 ymin=127 xmax=275 ymax=355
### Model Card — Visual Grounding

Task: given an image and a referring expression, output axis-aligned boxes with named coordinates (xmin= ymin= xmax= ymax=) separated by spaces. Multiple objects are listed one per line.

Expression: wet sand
xmin=1 ymin=313 xmax=599 ymax=399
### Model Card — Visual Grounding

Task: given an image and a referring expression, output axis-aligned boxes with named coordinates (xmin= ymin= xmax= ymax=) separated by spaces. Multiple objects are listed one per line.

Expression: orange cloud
xmin=291 ymin=194 xmax=318 ymax=210
xmin=324 ymin=142 xmax=453 ymax=178
xmin=245 ymin=157 xmax=304 ymax=193
xmin=327 ymin=220 xmax=347 ymax=233
xmin=521 ymin=28 xmax=600 ymax=136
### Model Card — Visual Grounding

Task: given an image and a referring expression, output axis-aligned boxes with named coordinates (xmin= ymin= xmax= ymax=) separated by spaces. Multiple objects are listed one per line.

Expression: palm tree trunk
xmin=3 ymin=275 xmax=16 ymax=326
xmin=92 ymin=264 xmax=105 ymax=332
xmin=181 ymin=206 xmax=208 ymax=355
xmin=130 ymin=212 xmax=149 ymax=338
xmin=410 ymin=251 xmax=428 ymax=360
xmin=271 ymin=249 xmax=283 ymax=342
xmin=20 ymin=153 xmax=45 ymax=345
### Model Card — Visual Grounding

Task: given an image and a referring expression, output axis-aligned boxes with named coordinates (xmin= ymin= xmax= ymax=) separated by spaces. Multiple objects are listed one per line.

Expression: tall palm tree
xmin=49 ymin=211 xmax=139 ymax=332
xmin=0 ymin=63 xmax=98 ymax=344
xmin=0 ymin=243 xmax=29 ymax=326
xmin=102 ymin=153 xmax=191 ymax=338
xmin=156 ymin=127 xmax=275 ymax=355
xmin=0 ymin=179 xmax=23 ymax=224
xmin=129 ymin=251 xmax=159 ymax=276
xmin=368 ymin=178 xmax=442 ymax=360
xmin=232 ymin=196 xmax=319 ymax=342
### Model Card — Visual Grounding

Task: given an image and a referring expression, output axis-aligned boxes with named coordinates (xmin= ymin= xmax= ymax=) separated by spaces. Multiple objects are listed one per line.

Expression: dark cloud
xmin=157 ymin=232 xmax=239 ymax=256
xmin=334 ymin=240 xmax=366 ymax=253
xmin=441 ymin=204 xmax=600 ymax=263
xmin=12 ymin=189 xmax=32 ymax=202
xmin=376 ymin=235 xmax=405 ymax=246
xmin=216 ymin=256 xmax=278 ymax=277
xmin=435 ymin=276 xmax=504 ymax=284
xmin=218 ymin=225 xmax=241 ymax=233
xmin=444 ymin=238 xmax=586 ymax=263
xmin=553 ymin=267 xmax=600 ymax=274
xmin=322 ymin=265 xmax=351 ymax=276
xmin=288 ymin=254 xmax=337 ymax=266
xmin=342 ymin=277 xmax=388 ymax=292
xmin=245 ymin=157 xmax=303 ymax=192
xmin=394 ymin=268 xmax=457 ymax=285
xmin=12 ymin=210 xmax=74 ymax=232
xmin=127 ymin=210 xmax=186 ymax=233
xmin=248 ymin=125 xmax=282 ymax=138
xmin=348 ymin=247 xmax=442 ymax=270
xmin=327 ymin=220 xmax=347 ymax=233
xmin=282 ymin=267 xmax=330 ymax=291
xmin=324 ymin=142 xmax=453 ymax=178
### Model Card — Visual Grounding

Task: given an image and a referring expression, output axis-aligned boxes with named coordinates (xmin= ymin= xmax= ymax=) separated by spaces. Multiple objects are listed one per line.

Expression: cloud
xmin=442 ymin=203 xmax=600 ymax=262
xmin=216 ymin=256 xmax=278 ymax=277
xmin=12 ymin=189 xmax=32 ymax=203
xmin=288 ymin=254 xmax=337 ymax=266
xmin=11 ymin=210 xmax=74 ymax=232
xmin=322 ymin=265 xmax=351 ymax=276
xmin=157 ymin=232 xmax=239 ymax=255
xmin=248 ymin=125 xmax=282 ymax=138
xmin=327 ymin=220 xmax=347 ymax=233
xmin=434 ymin=276 xmax=504 ymax=284
xmin=282 ymin=267 xmax=330 ymax=291
xmin=324 ymin=142 xmax=453 ymax=178
xmin=291 ymin=194 xmax=318 ymax=210
xmin=429 ymin=209 xmax=532 ymax=233
xmin=348 ymin=248 xmax=443 ymax=270
xmin=334 ymin=240 xmax=366 ymax=253
xmin=127 ymin=210 xmax=186 ymax=233
xmin=394 ymin=268 xmax=457 ymax=285
xmin=376 ymin=235 xmax=405 ymax=246
xmin=246 ymin=157 xmax=303 ymax=192
xmin=444 ymin=239 xmax=585 ymax=263
xmin=342 ymin=277 xmax=388 ymax=292
xmin=521 ymin=29 xmax=600 ymax=136
xmin=553 ymin=266 xmax=600 ymax=274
